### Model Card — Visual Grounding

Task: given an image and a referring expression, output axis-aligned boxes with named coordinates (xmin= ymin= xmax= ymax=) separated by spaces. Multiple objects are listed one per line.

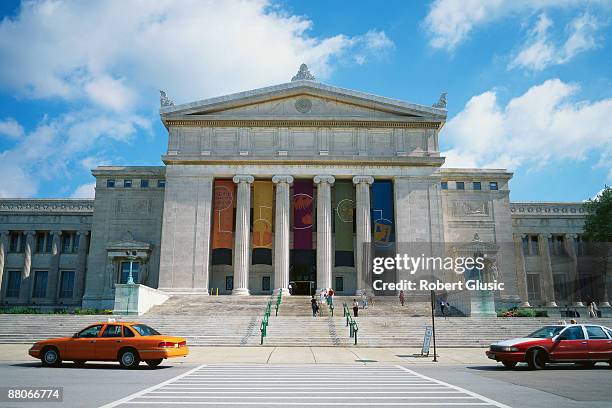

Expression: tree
xmin=582 ymin=186 xmax=612 ymax=306
xmin=583 ymin=186 xmax=612 ymax=242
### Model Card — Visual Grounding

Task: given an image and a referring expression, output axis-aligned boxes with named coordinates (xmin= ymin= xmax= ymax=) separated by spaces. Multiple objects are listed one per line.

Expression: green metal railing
xmin=342 ymin=302 xmax=359 ymax=345
xmin=274 ymin=291 xmax=282 ymax=316
xmin=260 ymin=301 xmax=272 ymax=345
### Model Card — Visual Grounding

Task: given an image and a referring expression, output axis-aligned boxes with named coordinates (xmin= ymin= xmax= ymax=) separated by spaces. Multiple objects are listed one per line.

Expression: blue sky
xmin=0 ymin=0 xmax=610 ymax=201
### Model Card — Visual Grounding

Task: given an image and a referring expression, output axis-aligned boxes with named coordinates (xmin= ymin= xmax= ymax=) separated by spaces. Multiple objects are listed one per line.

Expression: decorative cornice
xmin=165 ymin=119 xmax=442 ymax=129
xmin=163 ymin=156 xmax=445 ymax=167
xmin=0 ymin=199 xmax=94 ymax=214
xmin=510 ymin=202 xmax=587 ymax=217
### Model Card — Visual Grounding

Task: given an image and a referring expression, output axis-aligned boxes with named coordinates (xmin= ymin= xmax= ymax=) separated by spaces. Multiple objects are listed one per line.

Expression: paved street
xmin=0 ymin=359 xmax=611 ymax=408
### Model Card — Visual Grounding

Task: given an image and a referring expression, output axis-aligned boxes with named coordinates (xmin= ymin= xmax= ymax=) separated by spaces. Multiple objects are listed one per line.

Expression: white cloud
xmin=0 ymin=0 xmax=394 ymax=108
xmin=0 ymin=112 xmax=147 ymax=198
xmin=441 ymin=79 xmax=612 ymax=181
xmin=71 ymin=182 xmax=96 ymax=198
xmin=0 ymin=117 xmax=25 ymax=139
xmin=423 ymin=0 xmax=604 ymax=52
xmin=509 ymin=12 xmax=601 ymax=71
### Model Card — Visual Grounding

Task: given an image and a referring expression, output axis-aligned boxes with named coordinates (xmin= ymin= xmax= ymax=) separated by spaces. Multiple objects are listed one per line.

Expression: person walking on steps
xmin=311 ymin=295 xmax=319 ymax=317
xmin=440 ymin=299 xmax=447 ymax=317
xmin=352 ymin=298 xmax=359 ymax=317
xmin=327 ymin=288 xmax=335 ymax=307
xmin=399 ymin=290 xmax=405 ymax=306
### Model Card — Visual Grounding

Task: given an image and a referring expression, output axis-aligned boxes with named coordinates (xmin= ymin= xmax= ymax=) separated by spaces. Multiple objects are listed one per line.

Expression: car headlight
xmin=30 ymin=343 xmax=41 ymax=350
xmin=500 ymin=346 xmax=519 ymax=352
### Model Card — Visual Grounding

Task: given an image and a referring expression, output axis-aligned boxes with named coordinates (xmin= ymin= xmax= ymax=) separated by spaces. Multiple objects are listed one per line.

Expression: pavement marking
xmin=105 ymin=364 xmax=510 ymax=407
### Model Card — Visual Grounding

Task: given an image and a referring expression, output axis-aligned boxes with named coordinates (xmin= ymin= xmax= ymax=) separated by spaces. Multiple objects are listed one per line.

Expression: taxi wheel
xmin=501 ymin=361 xmax=517 ymax=369
xmin=74 ymin=360 xmax=87 ymax=367
xmin=145 ymin=359 xmax=163 ymax=367
xmin=527 ymin=349 xmax=547 ymax=370
xmin=119 ymin=349 xmax=140 ymax=369
xmin=41 ymin=347 xmax=61 ymax=367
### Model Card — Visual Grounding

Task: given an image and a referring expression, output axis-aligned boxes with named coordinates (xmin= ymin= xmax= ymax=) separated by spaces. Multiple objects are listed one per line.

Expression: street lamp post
xmin=125 ymin=251 xmax=138 ymax=285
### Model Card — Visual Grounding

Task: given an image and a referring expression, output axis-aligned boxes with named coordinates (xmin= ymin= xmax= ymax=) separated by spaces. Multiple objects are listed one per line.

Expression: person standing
xmin=320 ymin=289 xmax=326 ymax=307
xmin=328 ymin=288 xmax=334 ymax=307
xmin=311 ymin=295 xmax=318 ymax=317
xmin=399 ymin=290 xmax=405 ymax=306
xmin=439 ymin=299 xmax=447 ymax=317
xmin=361 ymin=292 xmax=368 ymax=309
xmin=352 ymin=298 xmax=359 ymax=317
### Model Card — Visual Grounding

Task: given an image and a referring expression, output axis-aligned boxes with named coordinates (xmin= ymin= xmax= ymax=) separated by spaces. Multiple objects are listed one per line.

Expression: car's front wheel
xmin=527 ymin=349 xmax=547 ymax=370
xmin=145 ymin=359 xmax=163 ymax=367
xmin=119 ymin=349 xmax=140 ymax=369
xmin=501 ymin=361 xmax=517 ymax=369
xmin=41 ymin=347 xmax=61 ymax=367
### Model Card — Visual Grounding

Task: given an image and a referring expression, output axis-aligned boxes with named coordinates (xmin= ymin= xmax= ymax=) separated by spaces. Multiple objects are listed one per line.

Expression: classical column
xmin=272 ymin=175 xmax=293 ymax=296
xmin=0 ymin=231 xmax=7 ymax=299
xmin=47 ymin=231 xmax=62 ymax=303
xmin=314 ymin=175 xmax=335 ymax=292
xmin=353 ymin=176 xmax=374 ymax=295
xmin=232 ymin=175 xmax=254 ymax=296
xmin=538 ymin=233 xmax=557 ymax=307
xmin=512 ymin=234 xmax=531 ymax=307
xmin=20 ymin=231 xmax=36 ymax=303
xmin=74 ymin=231 xmax=90 ymax=302
xmin=562 ymin=233 xmax=583 ymax=306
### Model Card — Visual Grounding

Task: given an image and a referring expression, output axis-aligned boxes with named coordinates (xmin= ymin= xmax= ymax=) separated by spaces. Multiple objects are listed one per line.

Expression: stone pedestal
xmin=470 ymin=290 xmax=497 ymax=317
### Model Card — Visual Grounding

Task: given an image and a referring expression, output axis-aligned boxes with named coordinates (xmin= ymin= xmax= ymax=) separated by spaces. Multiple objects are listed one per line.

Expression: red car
xmin=486 ymin=324 xmax=612 ymax=370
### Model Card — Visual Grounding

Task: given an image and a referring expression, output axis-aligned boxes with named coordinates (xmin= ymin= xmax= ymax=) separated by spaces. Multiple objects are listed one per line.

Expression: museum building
xmin=0 ymin=65 xmax=607 ymax=311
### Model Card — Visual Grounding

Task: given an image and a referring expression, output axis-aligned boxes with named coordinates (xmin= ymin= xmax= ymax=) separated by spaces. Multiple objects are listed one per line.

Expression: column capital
xmin=77 ymin=230 xmax=90 ymax=237
xmin=313 ymin=175 xmax=335 ymax=185
xmin=352 ymin=175 xmax=374 ymax=185
xmin=232 ymin=174 xmax=254 ymax=184
xmin=0 ymin=230 xmax=9 ymax=238
xmin=565 ymin=233 xmax=577 ymax=239
xmin=539 ymin=233 xmax=552 ymax=239
xmin=24 ymin=230 xmax=36 ymax=237
xmin=272 ymin=175 xmax=294 ymax=185
xmin=50 ymin=230 xmax=63 ymax=236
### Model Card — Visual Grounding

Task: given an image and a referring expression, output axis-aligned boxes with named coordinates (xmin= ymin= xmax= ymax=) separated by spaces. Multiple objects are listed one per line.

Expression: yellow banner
xmin=252 ymin=181 xmax=273 ymax=249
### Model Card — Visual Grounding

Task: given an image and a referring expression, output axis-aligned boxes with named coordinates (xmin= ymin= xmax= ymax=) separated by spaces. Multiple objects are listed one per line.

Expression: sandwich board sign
xmin=421 ymin=326 xmax=433 ymax=356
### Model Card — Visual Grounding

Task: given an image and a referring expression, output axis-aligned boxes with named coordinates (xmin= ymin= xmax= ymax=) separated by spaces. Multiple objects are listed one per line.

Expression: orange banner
xmin=212 ymin=180 xmax=235 ymax=249
xmin=252 ymin=181 xmax=273 ymax=249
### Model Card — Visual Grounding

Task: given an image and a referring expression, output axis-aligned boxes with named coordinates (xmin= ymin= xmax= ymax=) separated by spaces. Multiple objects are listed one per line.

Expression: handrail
xmin=260 ymin=301 xmax=272 ymax=345
xmin=343 ymin=302 xmax=358 ymax=345
xmin=275 ymin=291 xmax=282 ymax=316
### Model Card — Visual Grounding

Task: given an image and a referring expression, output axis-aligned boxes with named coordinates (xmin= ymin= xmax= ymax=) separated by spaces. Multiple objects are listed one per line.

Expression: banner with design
xmin=211 ymin=179 xmax=235 ymax=250
xmin=334 ymin=181 xmax=355 ymax=266
xmin=252 ymin=181 xmax=273 ymax=265
xmin=293 ymin=180 xmax=313 ymax=249
xmin=371 ymin=180 xmax=395 ymax=248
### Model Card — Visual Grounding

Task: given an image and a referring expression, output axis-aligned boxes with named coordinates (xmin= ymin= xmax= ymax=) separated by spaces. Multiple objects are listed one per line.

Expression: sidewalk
xmin=1 ymin=344 xmax=489 ymax=365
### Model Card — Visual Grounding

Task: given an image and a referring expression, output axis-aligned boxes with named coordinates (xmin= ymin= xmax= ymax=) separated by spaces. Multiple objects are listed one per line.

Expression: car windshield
xmin=130 ymin=324 xmax=161 ymax=336
xmin=527 ymin=326 xmax=564 ymax=338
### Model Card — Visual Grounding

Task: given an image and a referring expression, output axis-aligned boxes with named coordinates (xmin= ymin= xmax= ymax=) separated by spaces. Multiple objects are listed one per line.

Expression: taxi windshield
xmin=528 ymin=326 xmax=564 ymax=338
xmin=130 ymin=324 xmax=161 ymax=336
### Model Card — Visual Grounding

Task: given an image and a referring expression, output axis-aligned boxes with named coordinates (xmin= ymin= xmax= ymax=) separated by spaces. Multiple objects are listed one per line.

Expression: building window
xmin=521 ymin=235 xmax=529 ymax=256
xmin=225 ymin=276 xmax=233 ymax=291
xmin=550 ymin=235 xmax=565 ymax=256
xmin=526 ymin=274 xmax=540 ymax=302
xmin=59 ymin=271 xmax=75 ymax=298
xmin=107 ymin=179 xmax=115 ymax=188
xmin=530 ymin=235 xmax=539 ymax=256
xmin=335 ymin=276 xmax=344 ymax=292
xmin=456 ymin=181 xmax=465 ymax=190
xmin=140 ymin=179 xmax=149 ymax=188
xmin=473 ymin=182 xmax=481 ymax=190
xmin=62 ymin=232 xmax=77 ymax=254
xmin=489 ymin=181 xmax=498 ymax=190
xmin=35 ymin=232 xmax=52 ymax=253
xmin=120 ymin=261 xmax=140 ymax=284
xmin=553 ymin=274 xmax=568 ymax=301
xmin=262 ymin=276 xmax=271 ymax=292
xmin=6 ymin=271 xmax=21 ymax=298
xmin=124 ymin=179 xmax=132 ymax=188
xmin=32 ymin=271 xmax=48 ymax=298
xmin=441 ymin=181 xmax=448 ymax=190
xmin=158 ymin=179 xmax=166 ymax=188
xmin=9 ymin=232 xmax=22 ymax=253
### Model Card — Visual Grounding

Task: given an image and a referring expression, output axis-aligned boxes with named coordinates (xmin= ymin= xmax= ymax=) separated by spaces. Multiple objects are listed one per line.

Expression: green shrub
xmin=0 ymin=307 xmax=42 ymax=314
xmin=534 ymin=310 xmax=548 ymax=317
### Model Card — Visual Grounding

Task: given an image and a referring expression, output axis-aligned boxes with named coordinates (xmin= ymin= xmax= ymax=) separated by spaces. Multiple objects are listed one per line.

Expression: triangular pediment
xmin=160 ymin=81 xmax=446 ymax=123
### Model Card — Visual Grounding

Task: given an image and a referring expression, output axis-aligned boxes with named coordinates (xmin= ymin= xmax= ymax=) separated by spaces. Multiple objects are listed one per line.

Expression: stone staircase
xmin=1 ymin=293 xmax=611 ymax=347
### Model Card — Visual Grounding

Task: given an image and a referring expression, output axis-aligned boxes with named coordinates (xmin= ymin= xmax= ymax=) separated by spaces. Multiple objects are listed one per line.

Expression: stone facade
xmin=0 ymin=69 xmax=609 ymax=310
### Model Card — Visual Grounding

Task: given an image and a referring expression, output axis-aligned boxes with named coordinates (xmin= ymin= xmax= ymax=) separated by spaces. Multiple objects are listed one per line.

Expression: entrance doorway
xmin=290 ymin=250 xmax=316 ymax=295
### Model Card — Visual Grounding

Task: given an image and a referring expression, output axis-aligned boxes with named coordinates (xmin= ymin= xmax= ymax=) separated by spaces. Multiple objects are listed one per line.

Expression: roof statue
xmin=160 ymin=90 xmax=175 ymax=107
xmin=432 ymin=92 xmax=447 ymax=109
xmin=291 ymin=63 xmax=316 ymax=82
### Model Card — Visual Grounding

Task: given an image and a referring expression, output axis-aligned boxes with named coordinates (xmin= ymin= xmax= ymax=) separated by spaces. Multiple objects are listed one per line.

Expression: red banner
xmin=212 ymin=180 xmax=235 ymax=249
